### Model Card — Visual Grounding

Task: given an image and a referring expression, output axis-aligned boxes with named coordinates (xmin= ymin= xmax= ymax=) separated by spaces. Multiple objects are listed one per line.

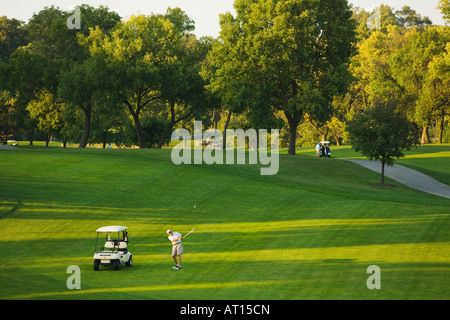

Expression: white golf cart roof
xmin=96 ymin=226 xmax=128 ymax=232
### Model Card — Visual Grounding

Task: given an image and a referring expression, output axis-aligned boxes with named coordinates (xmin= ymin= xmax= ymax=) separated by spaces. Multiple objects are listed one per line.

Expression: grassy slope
xmin=294 ymin=143 xmax=450 ymax=185
xmin=0 ymin=145 xmax=449 ymax=300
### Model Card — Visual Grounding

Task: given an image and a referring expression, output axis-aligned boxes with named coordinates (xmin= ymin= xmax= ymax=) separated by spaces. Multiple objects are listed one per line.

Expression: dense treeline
xmin=0 ymin=1 xmax=449 ymax=149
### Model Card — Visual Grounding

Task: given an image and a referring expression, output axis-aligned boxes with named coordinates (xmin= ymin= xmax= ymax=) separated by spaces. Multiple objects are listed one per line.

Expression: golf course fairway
xmin=0 ymin=144 xmax=449 ymax=300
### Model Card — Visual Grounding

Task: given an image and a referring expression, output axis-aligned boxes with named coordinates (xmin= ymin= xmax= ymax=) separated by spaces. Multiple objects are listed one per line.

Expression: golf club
xmin=183 ymin=228 xmax=195 ymax=239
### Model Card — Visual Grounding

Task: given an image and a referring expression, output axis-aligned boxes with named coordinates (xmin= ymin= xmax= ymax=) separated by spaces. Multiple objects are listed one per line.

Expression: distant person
xmin=316 ymin=143 xmax=322 ymax=157
xmin=107 ymin=143 xmax=112 ymax=149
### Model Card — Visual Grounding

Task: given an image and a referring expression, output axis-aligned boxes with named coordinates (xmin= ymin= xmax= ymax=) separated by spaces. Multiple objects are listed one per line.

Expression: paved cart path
xmin=343 ymin=159 xmax=450 ymax=199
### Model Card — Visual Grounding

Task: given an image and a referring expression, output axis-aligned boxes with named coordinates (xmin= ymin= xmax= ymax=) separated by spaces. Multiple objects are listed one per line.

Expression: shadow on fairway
xmin=1 ymin=146 xmax=449 ymax=300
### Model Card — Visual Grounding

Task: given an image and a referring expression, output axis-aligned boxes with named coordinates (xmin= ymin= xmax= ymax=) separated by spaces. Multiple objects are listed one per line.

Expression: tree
xmin=89 ymin=94 xmax=128 ymax=148
xmin=156 ymin=10 xmax=212 ymax=148
xmin=419 ymin=43 xmax=450 ymax=143
xmin=0 ymin=16 xmax=30 ymax=143
xmin=121 ymin=115 xmax=169 ymax=148
xmin=395 ymin=6 xmax=432 ymax=28
xmin=438 ymin=0 xmax=450 ymax=24
xmin=27 ymin=89 xmax=65 ymax=148
xmin=3 ymin=5 xmax=121 ymax=147
xmin=58 ymin=57 xmax=101 ymax=147
xmin=1 ymin=48 xmax=45 ymax=144
xmin=344 ymin=6 xmax=415 ymax=132
xmin=27 ymin=5 xmax=121 ymax=70
xmin=391 ymin=26 xmax=450 ymax=143
xmin=208 ymin=0 xmax=357 ymax=155
xmin=352 ymin=5 xmax=399 ymax=40
xmin=53 ymin=5 xmax=121 ymax=147
xmin=0 ymin=91 xmax=17 ymax=144
xmin=0 ymin=16 xmax=28 ymax=63
xmin=352 ymin=25 xmax=408 ymax=107
xmin=347 ymin=102 xmax=420 ymax=184
xmin=83 ymin=13 xmax=182 ymax=148
xmin=201 ymin=14 xmax=261 ymax=149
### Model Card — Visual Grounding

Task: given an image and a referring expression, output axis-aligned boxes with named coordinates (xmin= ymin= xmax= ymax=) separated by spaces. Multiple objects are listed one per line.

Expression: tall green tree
xmin=84 ymin=10 xmax=197 ymax=148
xmin=0 ymin=91 xmax=17 ymax=144
xmin=3 ymin=5 xmax=121 ymax=147
xmin=418 ymin=43 xmax=450 ymax=143
xmin=156 ymin=9 xmax=212 ymax=148
xmin=58 ymin=57 xmax=108 ymax=147
xmin=201 ymin=14 xmax=261 ymax=149
xmin=89 ymin=94 xmax=128 ymax=148
xmin=0 ymin=16 xmax=28 ymax=63
xmin=1 ymin=48 xmax=44 ymax=144
xmin=55 ymin=5 xmax=121 ymax=147
xmin=391 ymin=26 xmax=450 ymax=143
xmin=157 ymin=36 xmax=213 ymax=148
xmin=207 ymin=0 xmax=356 ymax=155
xmin=352 ymin=25 xmax=408 ymax=107
xmin=395 ymin=6 xmax=432 ymax=28
xmin=0 ymin=17 xmax=32 ymax=142
xmin=347 ymin=102 xmax=420 ymax=184
xmin=438 ymin=0 xmax=450 ymax=24
xmin=27 ymin=89 xmax=65 ymax=148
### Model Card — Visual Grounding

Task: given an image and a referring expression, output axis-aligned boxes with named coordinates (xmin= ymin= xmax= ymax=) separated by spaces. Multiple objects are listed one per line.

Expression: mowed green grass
xmin=0 ymin=144 xmax=449 ymax=300
xmin=294 ymin=143 xmax=450 ymax=185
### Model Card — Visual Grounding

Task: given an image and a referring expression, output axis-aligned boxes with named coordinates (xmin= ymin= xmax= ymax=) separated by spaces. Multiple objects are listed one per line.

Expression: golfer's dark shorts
xmin=172 ymin=243 xmax=184 ymax=256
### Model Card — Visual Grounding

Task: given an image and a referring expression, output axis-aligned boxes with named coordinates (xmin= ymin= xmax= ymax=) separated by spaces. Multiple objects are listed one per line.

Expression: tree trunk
xmin=421 ymin=125 xmax=430 ymax=144
xmin=157 ymin=103 xmax=193 ymax=149
xmin=157 ymin=121 xmax=175 ymax=149
xmin=157 ymin=102 xmax=176 ymax=149
xmin=123 ymin=100 xmax=145 ymax=149
xmin=45 ymin=135 xmax=50 ymax=148
xmin=438 ymin=109 xmax=445 ymax=144
xmin=334 ymin=133 xmax=341 ymax=146
xmin=102 ymin=131 xmax=107 ymax=149
xmin=381 ymin=159 xmax=385 ymax=184
xmin=133 ymin=113 xmax=145 ymax=149
xmin=28 ymin=129 xmax=34 ymax=145
xmin=321 ymin=126 xmax=329 ymax=142
xmin=285 ymin=111 xmax=300 ymax=155
xmin=222 ymin=111 xmax=232 ymax=150
xmin=79 ymin=104 xmax=91 ymax=148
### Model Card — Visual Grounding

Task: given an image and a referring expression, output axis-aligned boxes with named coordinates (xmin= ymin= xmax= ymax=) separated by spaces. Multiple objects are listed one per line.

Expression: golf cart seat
xmin=104 ymin=240 xmax=128 ymax=251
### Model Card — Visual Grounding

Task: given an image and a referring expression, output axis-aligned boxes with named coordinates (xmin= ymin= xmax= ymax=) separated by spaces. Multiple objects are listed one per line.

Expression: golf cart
xmin=93 ymin=226 xmax=132 ymax=271
xmin=319 ymin=141 xmax=331 ymax=158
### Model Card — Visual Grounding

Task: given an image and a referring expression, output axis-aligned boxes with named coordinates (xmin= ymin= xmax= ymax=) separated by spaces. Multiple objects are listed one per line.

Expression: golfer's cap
xmin=167 ymin=229 xmax=172 ymax=234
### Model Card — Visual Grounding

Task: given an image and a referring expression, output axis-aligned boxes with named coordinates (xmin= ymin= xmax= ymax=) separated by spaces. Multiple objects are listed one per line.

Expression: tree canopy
xmin=347 ymin=101 xmax=420 ymax=183
xmin=205 ymin=0 xmax=357 ymax=155
xmin=0 ymin=1 xmax=449 ymax=151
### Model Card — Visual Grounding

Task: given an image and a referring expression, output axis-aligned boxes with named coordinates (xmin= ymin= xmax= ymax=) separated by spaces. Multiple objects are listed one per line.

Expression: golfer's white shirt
xmin=168 ymin=232 xmax=182 ymax=245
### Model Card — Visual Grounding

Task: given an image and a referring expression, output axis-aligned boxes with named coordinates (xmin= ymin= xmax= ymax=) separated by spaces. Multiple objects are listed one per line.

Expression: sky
xmin=0 ymin=0 xmax=446 ymax=38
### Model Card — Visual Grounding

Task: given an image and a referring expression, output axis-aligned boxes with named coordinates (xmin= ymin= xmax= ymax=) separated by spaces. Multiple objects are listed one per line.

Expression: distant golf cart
xmin=317 ymin=141 xmax=331 ymax=158
xmin=93 ymin=226 xmax=132 ymax=271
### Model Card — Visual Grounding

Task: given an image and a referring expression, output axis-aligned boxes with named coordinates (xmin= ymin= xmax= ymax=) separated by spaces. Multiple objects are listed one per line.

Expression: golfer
xmin=316 ymin=142 xmax=322 ymax=157
xmin=167 ymin=229 xmax=183 ymax=270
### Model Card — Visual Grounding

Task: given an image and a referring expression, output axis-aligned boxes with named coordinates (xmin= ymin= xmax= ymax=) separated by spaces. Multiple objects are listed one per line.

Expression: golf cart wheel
xmin=113 ymin=260 xmax=120 ymax=271
xmin=93 ymin=259 xmax=100 ymax=271
xmin=126 ymin=255 xmax=132 ymax=267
